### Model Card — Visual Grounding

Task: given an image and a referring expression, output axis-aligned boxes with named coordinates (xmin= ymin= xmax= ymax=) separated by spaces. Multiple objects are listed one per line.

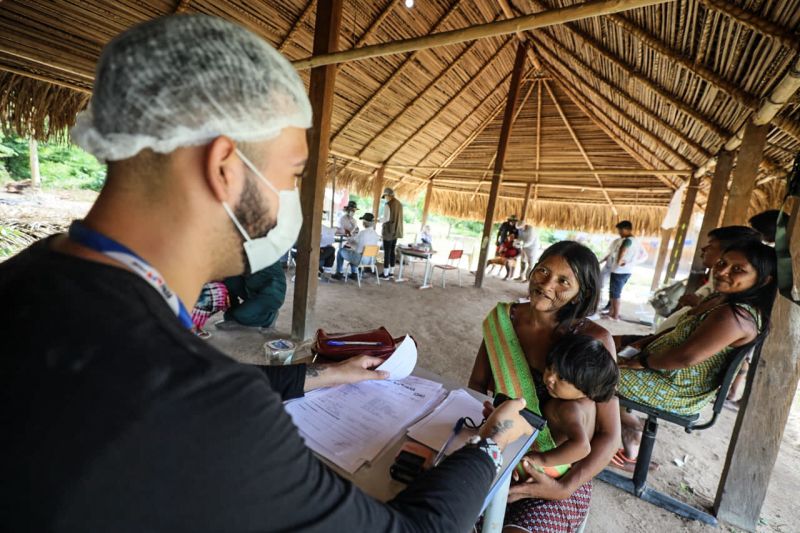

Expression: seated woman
xmin=614 ymin=240 xmax=776 ymax=468
xmin=470 ymin=241 xmax=619 ymax=533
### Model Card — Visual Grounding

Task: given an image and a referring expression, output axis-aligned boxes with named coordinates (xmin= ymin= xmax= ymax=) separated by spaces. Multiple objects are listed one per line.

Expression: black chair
xmin=597 ymin=344 xmax=758 ymax=525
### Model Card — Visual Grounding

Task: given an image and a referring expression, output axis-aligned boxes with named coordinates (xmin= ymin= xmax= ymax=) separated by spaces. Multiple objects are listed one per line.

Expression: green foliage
xmin=0 ymin=133 xmax=106 ymax=191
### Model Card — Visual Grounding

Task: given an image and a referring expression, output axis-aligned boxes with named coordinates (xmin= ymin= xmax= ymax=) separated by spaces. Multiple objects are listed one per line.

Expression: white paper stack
xmin=285 ymin=375 xmax=446 ymax=474
xmin=406 ymin=389 xmax=486 ymax=454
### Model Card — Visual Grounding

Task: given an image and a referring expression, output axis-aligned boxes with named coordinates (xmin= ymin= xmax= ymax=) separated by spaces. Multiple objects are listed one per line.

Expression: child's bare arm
xmin=529 ymin=402 xmax=592 ymax=467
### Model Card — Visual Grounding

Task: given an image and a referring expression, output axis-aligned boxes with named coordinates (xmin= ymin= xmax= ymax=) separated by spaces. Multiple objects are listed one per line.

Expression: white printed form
xmin=284 ymin=375 xmax=445 ymax=473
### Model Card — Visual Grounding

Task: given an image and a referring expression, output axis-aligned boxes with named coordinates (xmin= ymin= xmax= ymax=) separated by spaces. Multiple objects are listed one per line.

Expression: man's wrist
xmin=303 ymin=363 xmax=332 ymax=391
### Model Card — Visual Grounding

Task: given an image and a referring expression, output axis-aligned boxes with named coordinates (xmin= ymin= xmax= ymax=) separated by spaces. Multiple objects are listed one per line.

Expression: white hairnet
xmin=72 ymin=15 xmax=312 ymax=161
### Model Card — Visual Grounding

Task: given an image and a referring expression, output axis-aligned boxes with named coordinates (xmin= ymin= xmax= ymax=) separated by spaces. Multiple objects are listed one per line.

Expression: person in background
xmin=496 ymin=214 xmax=519 ymax=246
xmin=337 ymin=200 xmax=359 ymax=236
xmin=379 ymin=187 xmax=403 ymax=279
xmin=515 ymin=220 xmax=539 ymax=281
xmin=604 ymin=220 xmax=640 ymax=321
xmin=419 ymin=224 xmax=433 ymax=247
xmin=658 ymin=226 xmax=762 ymax=333
xmin=749 ymin=209 xmax=779 ymax=245
xmin=615 ymin=241 xmax=776 ymax=468
xmin=319 ymin=212 xmax=336 ymax=275
xmin=191 ymin=281 xmax=230 ymax=339
xmin=332 ymin=212 xmax=380 ymax=281
xmin=485 ymin=233 xmax=520 ymax=280
xmin=215 ymin=261 xmax=287 ymax=332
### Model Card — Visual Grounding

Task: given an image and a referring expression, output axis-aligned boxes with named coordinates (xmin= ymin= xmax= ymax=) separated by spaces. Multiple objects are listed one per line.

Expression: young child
xmin=525 ymin=334 xmax=619 ymax=477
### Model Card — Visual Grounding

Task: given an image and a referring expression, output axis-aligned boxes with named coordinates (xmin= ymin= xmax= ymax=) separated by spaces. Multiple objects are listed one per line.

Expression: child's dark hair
xmin=546 ymin=334 xmax=619 ymax=402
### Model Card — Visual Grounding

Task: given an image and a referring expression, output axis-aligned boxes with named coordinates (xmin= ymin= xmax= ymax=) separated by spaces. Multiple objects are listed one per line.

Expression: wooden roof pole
xmin=526 ymin=0 xmax=727 ymax=139
xmin=695 ymin=55 xmax=800 ymax=178
xmin=720 ymin=121 xmax=770 ymax=226
xmin=291 ymin=0 xmax=342 ymax=341
xmin=354 ymin=15 xmax=501 ymax=159
xmin=292 ymin=0 xmax=671 ymax=70
xmin=533 ymin=78 xmax=542 ymax=204
xmin=386 ymin=37 xmax=516 ymax=170
xmin=475 ymin=42 xmax=527 ymax=289
xmin=685 ymin=149 xmax=734 ymax=293
xmin=663 ymin=175 xmax=701 ymax=283
xmin=535 ymin=43 xmax=696 ymax=170
xmin=470 ymin=79 xmax=535 ymax=200
xmin=497 ymin=0 xmax=542 ymax=70
xmin=0 ymin=65 xmax=91 ymax=94
xmin=713 ymin=198 xmax=800 ymax=531
xmin=419 ymin=70 xmax=525 ymax=180
xmin=699 ymin=0 xmax=800 ymax=54
xmin=543 ymin=79 xmax=617 ymax=215
xmin=553 ymin=74 xmax=681 ymax=190
xmin=330 ymin=0 xmax=465 ymax=143
xmin=278 ymin=0 xmax=316 ymax=52
xmin=352 ymin=0 xmax=401 ymax=48
xmin=383 ymin=166 xmax=692 ymax=176
xmin=532 ymin=32 xmax=711 ymax=163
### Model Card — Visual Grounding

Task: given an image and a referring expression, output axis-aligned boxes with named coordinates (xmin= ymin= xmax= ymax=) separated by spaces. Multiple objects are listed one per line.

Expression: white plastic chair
xmin=344 ymin=245 xmax=380 ymax=288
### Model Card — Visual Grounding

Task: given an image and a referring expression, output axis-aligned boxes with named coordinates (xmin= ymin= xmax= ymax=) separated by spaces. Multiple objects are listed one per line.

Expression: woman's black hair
xmin=546 ymin=334 xmax=619 ymax=402
xmin=717 ymin=240 xmax=777 ymax=358
xmin=533 ymin=241 xmax=601 ymax=331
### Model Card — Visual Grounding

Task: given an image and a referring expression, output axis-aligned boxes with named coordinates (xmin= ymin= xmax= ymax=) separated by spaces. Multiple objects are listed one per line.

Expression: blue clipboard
xmin=480 ymin=413 xmax=546 ymax=513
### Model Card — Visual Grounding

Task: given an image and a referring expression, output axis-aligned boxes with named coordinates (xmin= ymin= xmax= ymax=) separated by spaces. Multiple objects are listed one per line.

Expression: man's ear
xmin=204 ymin=136 xmax=240 ymax=203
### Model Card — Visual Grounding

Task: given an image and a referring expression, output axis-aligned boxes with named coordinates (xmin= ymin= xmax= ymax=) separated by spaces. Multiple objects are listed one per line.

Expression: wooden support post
xmin=421 ymin=180 xmax=434 ymax=226
xmin=721 ymin=121 xmax=769 ymax=226
xmin=664 ymin=176 xmax=700 ymax=283
xmin=475 ymin=42 xmax=527 ymax=288
xmin=651 ymin=227 xmax=673 ymax=291
xmin=372 ymin=165 xmax=385 ymax=217
xmin=715 ymin=199 xmax=800 ymax=530
xmin=686 ymin=151 xmax=733 ymax=292
xmin=291 ymin=0 xmax=343 ymax=341
xmin=521 ymin=183 xmax=533 ymax=221
xmin=28 ymin=138 xmax=40 ymax=188
xmin=330 ymin=158 xmax=337 ymax=227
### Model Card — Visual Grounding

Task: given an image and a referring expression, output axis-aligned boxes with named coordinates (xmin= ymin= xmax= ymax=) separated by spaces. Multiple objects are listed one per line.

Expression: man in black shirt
xmin=0 ymin=15 xmax=532 ymax=532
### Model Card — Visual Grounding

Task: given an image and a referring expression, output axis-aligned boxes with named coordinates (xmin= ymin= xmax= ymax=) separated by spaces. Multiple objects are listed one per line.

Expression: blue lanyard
xmin=68 ymin=221 xmax=194 ymax=329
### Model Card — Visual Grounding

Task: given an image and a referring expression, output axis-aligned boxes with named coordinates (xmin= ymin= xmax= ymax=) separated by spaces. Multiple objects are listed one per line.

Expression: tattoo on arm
xmin=305 ymin=364 xmax=326 ymax=378
xmin=486 ymin=419 xmax=513 ymax=439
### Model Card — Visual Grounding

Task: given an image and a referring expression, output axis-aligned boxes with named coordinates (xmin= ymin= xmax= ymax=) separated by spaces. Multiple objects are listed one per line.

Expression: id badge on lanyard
xmin=68 ymin=221 xmax=194 ymax=328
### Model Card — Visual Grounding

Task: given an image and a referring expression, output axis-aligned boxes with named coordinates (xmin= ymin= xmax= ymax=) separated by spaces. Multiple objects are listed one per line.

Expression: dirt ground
xmin=4 ymin=189 xmax=799 ymax=532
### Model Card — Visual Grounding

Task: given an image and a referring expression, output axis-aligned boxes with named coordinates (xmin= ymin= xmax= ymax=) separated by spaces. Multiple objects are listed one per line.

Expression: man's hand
xmin=303 ymin=355 xmax=389 ymax=392
xmin=508 ymin=459 xmax=570 ymax=502
xmin=478 ymin=397 xmax=533 ymax=450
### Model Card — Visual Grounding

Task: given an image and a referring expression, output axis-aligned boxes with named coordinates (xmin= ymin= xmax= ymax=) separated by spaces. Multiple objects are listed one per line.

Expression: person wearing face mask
xmin=337 ymin=200 xmax=359 ymax=236
xmin=0 ymin=16 xmax=534 ymax=532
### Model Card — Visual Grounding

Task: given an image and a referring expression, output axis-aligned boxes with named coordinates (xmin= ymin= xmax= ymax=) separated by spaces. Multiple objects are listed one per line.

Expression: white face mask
xmin=222 ymin=149 xmax=303 ymax=273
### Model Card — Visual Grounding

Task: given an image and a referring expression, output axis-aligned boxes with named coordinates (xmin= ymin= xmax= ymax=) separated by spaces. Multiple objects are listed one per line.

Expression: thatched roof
xmin=1 ymin=0 xmax=799 ymax=233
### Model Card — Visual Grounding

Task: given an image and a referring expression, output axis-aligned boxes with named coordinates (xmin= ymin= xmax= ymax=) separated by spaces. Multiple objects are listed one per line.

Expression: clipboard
xmin=481 ymin=412 xmax=546 ymax=513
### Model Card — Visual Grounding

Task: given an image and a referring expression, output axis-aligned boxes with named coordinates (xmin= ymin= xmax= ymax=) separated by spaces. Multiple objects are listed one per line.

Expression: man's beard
xmin=234 ymin=175 xmax=276 ymax=274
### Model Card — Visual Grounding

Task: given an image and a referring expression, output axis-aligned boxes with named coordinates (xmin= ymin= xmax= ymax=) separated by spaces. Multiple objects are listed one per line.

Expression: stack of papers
xmin=285 ymin=374 xmax=446 ymax=474
xmin=407 ymin=389 xmax=485 ymax=454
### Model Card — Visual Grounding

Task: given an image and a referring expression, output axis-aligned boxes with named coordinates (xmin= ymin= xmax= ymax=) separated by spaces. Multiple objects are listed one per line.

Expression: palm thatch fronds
xmin=0 ymin=73 xmax=89 ymax=141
